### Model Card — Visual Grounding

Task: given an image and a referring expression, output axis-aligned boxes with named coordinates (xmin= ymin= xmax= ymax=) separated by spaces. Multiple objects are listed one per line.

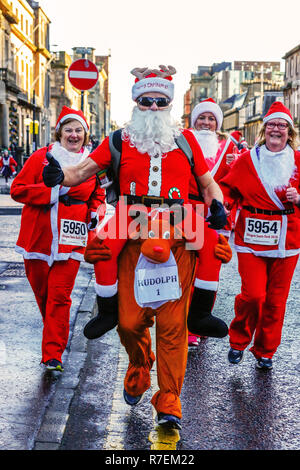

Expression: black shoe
xmin=123 ymin=389 xmax=143 ymax=406
xmin=157 ymin=413 xmax=182 ymax=430
xmin=187 ymin=287 xmax=228 ymax=338
xmin=256 ymin=357 xmax=273 ymax=370
xmin=83 ymin=294 xmax=118 ymax=339
xmin=228 ymin=348 xmax=244 ymax=364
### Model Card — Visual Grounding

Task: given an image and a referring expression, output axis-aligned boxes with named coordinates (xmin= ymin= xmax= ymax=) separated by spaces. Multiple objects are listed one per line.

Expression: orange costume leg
xmin=118 ymin=240 xmax=196 ymax=419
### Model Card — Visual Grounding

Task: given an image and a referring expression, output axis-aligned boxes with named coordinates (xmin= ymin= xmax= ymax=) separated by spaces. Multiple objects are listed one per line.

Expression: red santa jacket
xmin=0 ymin=155 xmax=17 ymax=173
xmin=89 ymin=129 xmax=209 ymax=201
xmin=188 ymin=135 xmax=240 ymax=236
xmin=220 ymin=146 xmax=300 ymax=258
xmin=11 ymin=145 xmax=105 ymax=265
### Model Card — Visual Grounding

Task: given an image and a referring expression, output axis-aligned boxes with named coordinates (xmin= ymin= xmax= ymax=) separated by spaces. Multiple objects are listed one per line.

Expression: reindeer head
xmin=128 ymin=207 xmax=185 ymax=264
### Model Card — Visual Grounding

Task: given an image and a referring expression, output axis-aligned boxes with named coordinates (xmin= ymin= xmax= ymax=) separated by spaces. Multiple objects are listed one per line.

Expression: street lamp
xmin=24 ymin=115 xmax=31 ymax=157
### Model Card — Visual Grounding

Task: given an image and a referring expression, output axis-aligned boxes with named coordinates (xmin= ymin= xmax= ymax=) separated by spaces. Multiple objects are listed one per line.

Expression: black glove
xmin=43 ymin=151 xmax=64 ymax=187
xmin=206 ymin=199 xmax=227 ymax=230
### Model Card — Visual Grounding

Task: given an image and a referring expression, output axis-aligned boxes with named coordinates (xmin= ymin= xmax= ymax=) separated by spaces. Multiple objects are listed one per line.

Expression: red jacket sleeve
xmin=87 ymin=180 xmax=106 ymax=224
xmin=88 ymin=136 xmax=112 ymax=170
xmin=10 ymin=148 xmax=55 ymax=206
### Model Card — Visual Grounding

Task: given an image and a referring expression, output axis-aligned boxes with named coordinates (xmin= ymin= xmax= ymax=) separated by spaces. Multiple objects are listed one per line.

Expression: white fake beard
xmin=51 ymin=141 xmax=90 ymax=168
xmin=260 ymin=144 xmax=296 ymax=189
xmin=122 ymin=106 xmax=181 ymax=158
xmin=192 ymin=130 xmax=219 ymax=160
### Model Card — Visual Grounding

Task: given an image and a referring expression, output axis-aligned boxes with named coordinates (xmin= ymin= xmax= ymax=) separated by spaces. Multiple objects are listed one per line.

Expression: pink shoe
xmin=188 ymin=334 xmax=200 ymax=350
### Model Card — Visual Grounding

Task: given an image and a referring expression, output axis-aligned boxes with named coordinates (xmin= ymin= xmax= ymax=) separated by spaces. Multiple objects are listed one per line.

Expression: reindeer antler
xmin=131 ymin=67 xmax=152 ymax=80
xmin=131 ymin=65 xmax=177 ymax=80
xmin=157 ymin=65 xmax=177 ymax=77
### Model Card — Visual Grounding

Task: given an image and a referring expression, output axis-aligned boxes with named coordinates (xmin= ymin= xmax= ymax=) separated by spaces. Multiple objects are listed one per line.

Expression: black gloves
xmin=206 ymin=199 xmax=227 ymax=230
xmin=43 ymin=151 xmax=64 ymax=187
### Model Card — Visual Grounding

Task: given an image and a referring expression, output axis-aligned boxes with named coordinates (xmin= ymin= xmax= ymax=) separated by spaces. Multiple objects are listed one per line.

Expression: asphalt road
xmin=0 ymin=208 xmax=299 ymax=451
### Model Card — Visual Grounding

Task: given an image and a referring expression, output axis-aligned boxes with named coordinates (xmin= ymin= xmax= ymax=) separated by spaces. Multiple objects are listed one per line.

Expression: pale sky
xmin=38 ymin=0 xmax=300 ymax=126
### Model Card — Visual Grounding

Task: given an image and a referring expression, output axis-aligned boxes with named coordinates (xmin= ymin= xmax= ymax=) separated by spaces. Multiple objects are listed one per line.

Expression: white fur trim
xmin=263 ymin=112 xmax=293 ymax=128
xmin=55 ymin=113 xmax=89 ymax=132
xmin=94 ymin=281 xmax=118 ymax=297
xmin=191 ymin=101 xmax=223 ymax=130
xmin=132 ymin=77 xmax=174 ymax=101
xmin=148 ymin=155 xmax=162 ymax=196
xmin=194 ymin=278 xmax=219 ymax=291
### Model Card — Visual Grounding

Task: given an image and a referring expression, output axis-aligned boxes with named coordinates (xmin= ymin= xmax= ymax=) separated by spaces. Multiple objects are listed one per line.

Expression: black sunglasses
xmin=137 ymin=96 xmax=170 ymax=108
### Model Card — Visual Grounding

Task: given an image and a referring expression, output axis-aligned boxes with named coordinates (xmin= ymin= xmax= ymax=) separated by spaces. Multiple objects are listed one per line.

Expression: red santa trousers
xmin=117 ymin=240 xmax=196 ymax=419
xmin=24 ymin=258 xmax=80 ymax=363
xmin=93 ymin=199 xmax=204 ymax=294
xmin=194 ymin=223 xmax=223 ymax=291
xmin=229 ymin=252 xmax=299 ymax=359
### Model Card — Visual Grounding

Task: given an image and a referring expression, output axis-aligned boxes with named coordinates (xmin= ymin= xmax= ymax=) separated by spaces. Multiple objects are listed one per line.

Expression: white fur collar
xmin=50 ymin=142 xmax=90 ymax=168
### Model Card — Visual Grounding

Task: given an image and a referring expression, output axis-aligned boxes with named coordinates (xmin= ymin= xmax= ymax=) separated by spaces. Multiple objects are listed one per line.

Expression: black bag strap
xmin=174 ymin=133 xmax=194 ymax=169
xmin=108 ymin=128 xmax=123 ymax=179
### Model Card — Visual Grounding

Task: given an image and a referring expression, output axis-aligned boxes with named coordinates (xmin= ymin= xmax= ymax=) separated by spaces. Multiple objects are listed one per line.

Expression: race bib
xmin=134 ymin=252 xmax=181 ymax=309
xmin=59 ymin=219 xmax=88 ymax=247
xmin=244 ymin=218 xmax=281 ymax=245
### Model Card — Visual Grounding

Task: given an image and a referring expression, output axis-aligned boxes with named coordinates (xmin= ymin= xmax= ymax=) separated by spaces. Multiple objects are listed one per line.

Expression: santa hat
xmin=131 ymin=66 xmax=176 ymax=101
xmin=230 ymin=130 xmax=242 ymax=142
xmin=263 ymin=101 xmax=294 ymax=128
xmin=55 ymin=106 xmax=89 ymax=132
xmin=191 ymin=98 xmax=223 ymax=130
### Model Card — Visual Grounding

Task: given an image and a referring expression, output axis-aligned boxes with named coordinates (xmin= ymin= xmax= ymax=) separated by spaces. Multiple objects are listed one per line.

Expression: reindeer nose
xmin=153 ymin=246 xmax=164 ymax=253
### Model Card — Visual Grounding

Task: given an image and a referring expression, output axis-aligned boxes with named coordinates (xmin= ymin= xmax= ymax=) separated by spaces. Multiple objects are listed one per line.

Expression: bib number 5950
xmin=62 ymin=220 xmax=87 ymax=236
xmin=59 ymin=219 xmax=88 ymax=246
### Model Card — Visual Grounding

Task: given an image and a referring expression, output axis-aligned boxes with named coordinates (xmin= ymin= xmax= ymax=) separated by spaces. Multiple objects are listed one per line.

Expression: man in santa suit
xmin=220 ymin=101 xmax=300 ymax=370
xmin=186 ymin=99 xmax=240 ymax=347
xmin=43 ymin=66 xmax=229 ymax=429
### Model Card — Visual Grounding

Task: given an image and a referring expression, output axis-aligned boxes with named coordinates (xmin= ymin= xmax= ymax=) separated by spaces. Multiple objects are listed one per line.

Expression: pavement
xmin=0 ymin=176 xmax=98 ymax=450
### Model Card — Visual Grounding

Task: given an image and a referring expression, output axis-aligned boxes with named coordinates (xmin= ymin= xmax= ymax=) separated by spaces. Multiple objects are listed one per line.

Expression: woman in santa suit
xmin=220 ymin=101 xmax=300 ymax=370
xmin=10 ymin=106 xmax=105 ymax=372
xmin=187 ymin=99 xmax=240 ymax=348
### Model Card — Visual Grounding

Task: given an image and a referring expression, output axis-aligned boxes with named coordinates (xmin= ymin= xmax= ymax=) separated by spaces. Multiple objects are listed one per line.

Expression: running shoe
xmin=44 ymin=359 xmax=64 ymax=372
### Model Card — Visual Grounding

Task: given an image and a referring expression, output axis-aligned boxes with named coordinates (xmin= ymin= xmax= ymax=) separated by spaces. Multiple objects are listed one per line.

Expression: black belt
xmin=59 ymin=195 xmax=87 ymax=206
xmin=243 ymin=205 xmax=294 ymax=216
xmin=124 ymin=194 xmax=184 ymax=207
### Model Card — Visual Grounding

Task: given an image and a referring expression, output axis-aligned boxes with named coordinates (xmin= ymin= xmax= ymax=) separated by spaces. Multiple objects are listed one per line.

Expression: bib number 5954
xmin=244 ymin=218 xmax=281 ymax=245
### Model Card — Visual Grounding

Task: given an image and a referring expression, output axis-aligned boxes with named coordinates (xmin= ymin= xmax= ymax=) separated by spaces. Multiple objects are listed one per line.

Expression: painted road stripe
xmin=148 ymin=328 xmax=180 ymax=450
xmin=103 ymin=345 xmax=130 ymax=450
xmin=69 ymin=71 xmax=98 ymax=79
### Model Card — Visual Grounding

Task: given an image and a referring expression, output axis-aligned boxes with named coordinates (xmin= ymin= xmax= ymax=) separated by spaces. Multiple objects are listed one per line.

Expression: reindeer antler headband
xmin=131 ymin=65 xmax=176 ymax=102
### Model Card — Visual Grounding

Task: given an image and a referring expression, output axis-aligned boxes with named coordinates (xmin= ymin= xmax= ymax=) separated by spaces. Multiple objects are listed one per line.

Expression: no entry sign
xmin=68 ymin=59 xmax=99 ymax=91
